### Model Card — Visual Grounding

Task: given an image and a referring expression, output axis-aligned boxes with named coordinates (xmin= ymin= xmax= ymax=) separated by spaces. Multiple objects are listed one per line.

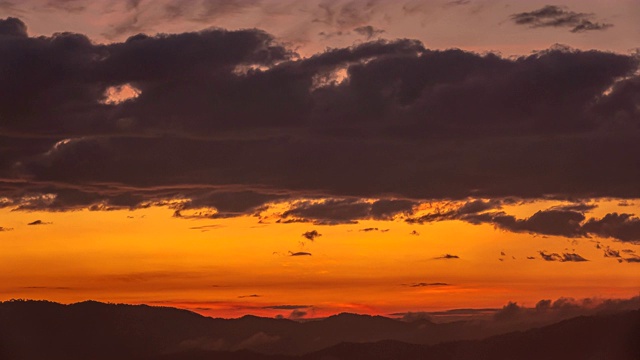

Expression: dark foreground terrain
xmin=0 ymin=300 xmax=637 ymax=360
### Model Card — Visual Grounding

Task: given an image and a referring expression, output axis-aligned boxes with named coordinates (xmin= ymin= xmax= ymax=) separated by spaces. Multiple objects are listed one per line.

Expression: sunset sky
xmin=0 ymin=0 xmax=639 ymax=319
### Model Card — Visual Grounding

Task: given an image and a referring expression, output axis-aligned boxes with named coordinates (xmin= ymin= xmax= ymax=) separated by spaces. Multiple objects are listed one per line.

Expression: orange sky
xmin=2 ymin=199 xmax=638 ymax=318
xmin=1 ymin=0 xmax=639 ymax=320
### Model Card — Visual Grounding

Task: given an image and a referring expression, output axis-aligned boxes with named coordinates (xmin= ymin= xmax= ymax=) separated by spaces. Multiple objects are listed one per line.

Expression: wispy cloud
xmin=435 ymin=254 xmax=459 ymax=260
xmin=302 ymin=230 xmax=322 ymax=241
xmin=27 ymin=220 xmax=52 ymax=226
xmin=539 ymin=251 xmax=588 ymax=262
xmin=289 ymin=251 xmax=312 ymax=257
xmin=511 ymin=5 xmax=613 ymax=33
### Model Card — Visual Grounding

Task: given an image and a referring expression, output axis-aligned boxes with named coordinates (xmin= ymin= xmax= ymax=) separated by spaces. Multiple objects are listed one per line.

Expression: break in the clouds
xmin=511 ymin=5 xmax=613 ymax=33
xmin=1 ymin=17 xmax=640 ymax=227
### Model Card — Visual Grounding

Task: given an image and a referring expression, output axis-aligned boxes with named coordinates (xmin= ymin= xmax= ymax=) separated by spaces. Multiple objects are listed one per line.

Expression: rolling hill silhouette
xmin=0 ymin=300 xmax=637 ymax=360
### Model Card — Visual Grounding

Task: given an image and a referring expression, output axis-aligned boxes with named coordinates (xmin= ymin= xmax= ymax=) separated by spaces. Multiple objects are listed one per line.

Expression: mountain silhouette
xmin=0 ymin=300 xmax=637 ymax=360
xmin=306 ymin=310 xmax=640 ymax=359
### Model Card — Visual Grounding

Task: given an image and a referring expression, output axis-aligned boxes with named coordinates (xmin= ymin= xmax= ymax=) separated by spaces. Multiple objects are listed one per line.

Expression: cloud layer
xmin=1 ymin=17 xmax=640 ymax=236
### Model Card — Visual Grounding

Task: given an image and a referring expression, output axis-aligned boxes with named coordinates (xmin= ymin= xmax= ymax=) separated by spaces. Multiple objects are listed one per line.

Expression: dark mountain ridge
xmin=0 ymin=300 xmax=637 ymax=360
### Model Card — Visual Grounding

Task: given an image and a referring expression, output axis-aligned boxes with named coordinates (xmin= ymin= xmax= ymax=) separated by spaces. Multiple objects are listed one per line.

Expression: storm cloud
xmin=1 ymin=17 xmax=640 ymax=228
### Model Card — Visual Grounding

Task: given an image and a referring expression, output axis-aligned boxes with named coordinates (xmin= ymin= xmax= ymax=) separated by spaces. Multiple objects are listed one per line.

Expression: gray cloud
xmin=511 ymin=5 xmax=613 ymax=33
xmin=353 ymin=25 xmax=385 ymax=40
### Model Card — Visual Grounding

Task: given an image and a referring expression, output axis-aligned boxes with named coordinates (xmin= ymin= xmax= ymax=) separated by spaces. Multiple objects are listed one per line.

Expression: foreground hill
xmin=0 ymin=300 xmax=637 ymax=359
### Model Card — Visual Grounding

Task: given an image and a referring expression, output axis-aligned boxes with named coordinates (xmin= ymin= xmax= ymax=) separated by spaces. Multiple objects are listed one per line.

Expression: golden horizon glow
xmin=1 ymin=198 xmax=638 ymax=319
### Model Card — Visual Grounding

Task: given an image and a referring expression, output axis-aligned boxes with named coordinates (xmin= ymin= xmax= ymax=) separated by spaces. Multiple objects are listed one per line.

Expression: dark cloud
xmin=435 ymin=254 xmax=459 ymax=260
xmin=495 ymin=296 xmax=640 ymax=323
xmin=281 ymin=199 xmax=416 ymax=224
xmin=0 ymin=18 xmax=639 ymax=221
xmin=420 ymin=204 xmax=640 ymax=243
xmin=550 ymin=203 xmax=597 ymax=213
xmin=413 ymin=202 xmax=588 ymax=238
xmin=189 ymin=225 xmax=223 ymax=231
xmin=45 ymin=0 xmax=86 ymax=13
xmin=369 ymin=199 xmax=417 ymax=220
xmin=288 ymin=309 xmax=308 ymax=320
xmin=0 ymin=17 xmax=27 ymax=37
xmin=238 ymin=294 xmax=260 ymax=298
xmin=473 ymin=209 xmax=585 ymax=238
xmin=0 ymin=226 xmax=13 ymax=231
xmin=288 ymin=251 xmax=312 ymax=256
xmin=582 ymin=213 xmax=640 ymax=243
xmin=405 ymin=282 xmax=450 ymax=287
xmin=539 ymin=251 xmax=588 ymax=262
xmin=353 ymin=25 xmax=385 ymax=40
xmin=302 ymin=230 xmax=322 ymax=241
xmin=359 ymin=227 xmax=389 ymax=232
xmin=312 ymin=0 xmax=383 ymax=29
xmin=27 ymin=220 xmax=51 ymax=226
xmin=620 ymin=255 xmax=640 ymax=263
xmin=511 ymin=5 xmax=613 ymax=33
xmin=408 ymin=199 xmax=502 ymax=223
xmin=445 ymin=0 xmax=471 ymax=6
xmin=603 ymin=247 xmax=621 ymax=258
xmin=174 ymin=190 xmax=288 ymax=218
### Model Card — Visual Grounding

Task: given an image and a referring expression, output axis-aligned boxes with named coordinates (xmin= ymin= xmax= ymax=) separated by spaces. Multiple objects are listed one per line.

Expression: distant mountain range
xmin=0 ymin=300 xmax=637 ymax=360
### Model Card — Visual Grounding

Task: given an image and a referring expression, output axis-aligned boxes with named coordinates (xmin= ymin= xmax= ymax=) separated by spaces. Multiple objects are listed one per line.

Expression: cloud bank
xmin=0 ymin=17 xmax=639 ymax=238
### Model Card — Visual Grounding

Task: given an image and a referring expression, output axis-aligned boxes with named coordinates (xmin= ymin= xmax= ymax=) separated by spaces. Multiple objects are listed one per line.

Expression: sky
xmin=0 ymin=0 xmax=639 ymax=319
